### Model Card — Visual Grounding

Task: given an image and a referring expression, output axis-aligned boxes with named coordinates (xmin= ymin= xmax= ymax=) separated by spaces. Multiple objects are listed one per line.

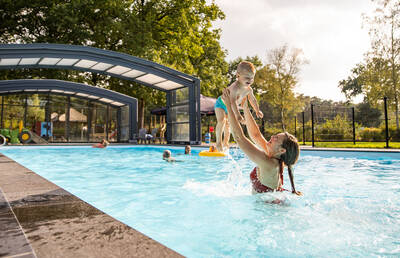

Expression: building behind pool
xmin=0 ymin=44 xmax=201 ymax=145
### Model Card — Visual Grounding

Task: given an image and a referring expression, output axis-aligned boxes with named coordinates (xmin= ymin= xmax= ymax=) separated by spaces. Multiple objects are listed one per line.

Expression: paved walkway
xmin=0 ymin=153 xmax=182 ymax=258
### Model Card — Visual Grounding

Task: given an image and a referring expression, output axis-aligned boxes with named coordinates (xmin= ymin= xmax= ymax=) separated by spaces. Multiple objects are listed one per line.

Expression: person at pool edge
xmin=214 ymin=61 xmax=263 ymax=152
xmin=221 ymin=88 xmax=302 ymax=196
xmin=92 ymin=139 xmax=109 ymax=148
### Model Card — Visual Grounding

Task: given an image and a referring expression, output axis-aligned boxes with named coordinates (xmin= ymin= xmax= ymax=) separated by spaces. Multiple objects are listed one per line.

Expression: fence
xmin=289 ymin=97 xmax=399 ymax=147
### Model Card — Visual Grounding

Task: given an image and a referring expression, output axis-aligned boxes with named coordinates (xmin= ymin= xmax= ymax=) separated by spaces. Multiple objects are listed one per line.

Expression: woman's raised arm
xmin=222 ymin=89 xmax=267 ymax=166
xmin=242 ymin=97 xmax=269 ymax=154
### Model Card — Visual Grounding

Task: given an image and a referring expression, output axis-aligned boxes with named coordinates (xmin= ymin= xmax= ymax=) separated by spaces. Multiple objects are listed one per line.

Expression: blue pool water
xmin=1 ymin=146 xmax=400 ymax=257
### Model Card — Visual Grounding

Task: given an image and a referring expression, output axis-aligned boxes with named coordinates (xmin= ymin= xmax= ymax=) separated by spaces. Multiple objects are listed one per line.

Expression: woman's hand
xmin=222 ymin=88 xmax=231 ymax=105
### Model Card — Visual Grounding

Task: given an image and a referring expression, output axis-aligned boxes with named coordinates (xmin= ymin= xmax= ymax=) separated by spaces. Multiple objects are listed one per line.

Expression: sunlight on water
xmin=1 ymin=146 xmax=400 ymax=257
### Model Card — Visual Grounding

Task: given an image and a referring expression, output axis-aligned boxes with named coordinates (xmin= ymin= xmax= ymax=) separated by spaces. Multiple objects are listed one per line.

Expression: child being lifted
xmin=214 ymin=61 xmax=263 ymax=152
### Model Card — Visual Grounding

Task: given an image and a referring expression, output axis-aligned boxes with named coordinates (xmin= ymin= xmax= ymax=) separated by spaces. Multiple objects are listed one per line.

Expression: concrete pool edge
xmin=0 ymin=153 xmax=183 ymax=258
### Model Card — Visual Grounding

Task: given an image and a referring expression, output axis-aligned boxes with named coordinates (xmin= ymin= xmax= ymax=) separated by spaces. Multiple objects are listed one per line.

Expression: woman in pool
xmin=92 ymin=139 xmax=109 ymax=148
xmin=221 ymin=89 xmax=302 ymax=195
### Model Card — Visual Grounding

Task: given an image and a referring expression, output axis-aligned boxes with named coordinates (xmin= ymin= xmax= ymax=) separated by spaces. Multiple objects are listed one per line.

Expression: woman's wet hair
xmin=280 ymin=132 xmax=299 ymax=166
xmin=278 ymin=132 xmax=300 ymax=193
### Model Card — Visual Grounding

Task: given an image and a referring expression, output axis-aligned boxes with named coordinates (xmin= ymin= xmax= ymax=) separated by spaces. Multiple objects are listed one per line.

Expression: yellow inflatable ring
xmin=199 ymin=150 xmax=227 ymax=157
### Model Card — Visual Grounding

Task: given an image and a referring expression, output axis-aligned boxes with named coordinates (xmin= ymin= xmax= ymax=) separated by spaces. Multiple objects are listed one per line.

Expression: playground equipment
xmin=0 ymin=120 xmax=34 ymax=144
xmin=0 ymin=128 xmax=33 ymax=144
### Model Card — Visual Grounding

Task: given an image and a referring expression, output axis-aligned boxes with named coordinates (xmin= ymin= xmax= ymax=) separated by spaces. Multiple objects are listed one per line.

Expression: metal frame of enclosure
xmin=0 ymin=79 xmax=136 ymax=142
xmin=0 ymin=43 xmax=201 ymax=144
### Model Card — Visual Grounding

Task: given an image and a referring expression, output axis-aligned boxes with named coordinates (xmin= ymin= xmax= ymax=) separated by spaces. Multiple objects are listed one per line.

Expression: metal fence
xmin=289 ymin=97 xmax=399 ymax=147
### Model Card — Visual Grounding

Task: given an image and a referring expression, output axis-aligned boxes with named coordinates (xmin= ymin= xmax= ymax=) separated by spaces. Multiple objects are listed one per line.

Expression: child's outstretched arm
xmin=248 ymin=90 xmax=263 ymax=118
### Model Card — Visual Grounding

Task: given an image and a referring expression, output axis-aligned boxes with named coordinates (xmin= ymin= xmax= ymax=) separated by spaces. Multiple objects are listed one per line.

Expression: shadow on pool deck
xmin=0 ymin=153 xmax=183 ymax=258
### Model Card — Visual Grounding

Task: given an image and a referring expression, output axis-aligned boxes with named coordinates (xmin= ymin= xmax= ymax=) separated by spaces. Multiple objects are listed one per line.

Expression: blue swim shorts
xmin=214 ymin=96 xmax=228 ymax=114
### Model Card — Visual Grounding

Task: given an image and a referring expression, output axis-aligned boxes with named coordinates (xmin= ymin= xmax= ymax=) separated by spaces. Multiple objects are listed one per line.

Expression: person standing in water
xmin=222 ymin=89 xmax=302 ymax=196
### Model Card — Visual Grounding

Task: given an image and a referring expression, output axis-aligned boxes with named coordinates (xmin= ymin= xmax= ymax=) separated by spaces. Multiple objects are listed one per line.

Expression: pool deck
xmin=0 ymin=152 xmax=183 ymax=258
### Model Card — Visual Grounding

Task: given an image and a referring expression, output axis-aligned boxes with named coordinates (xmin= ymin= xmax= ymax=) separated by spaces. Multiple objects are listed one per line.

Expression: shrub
xmin=359 ymin=127 xmax=384 ymax=141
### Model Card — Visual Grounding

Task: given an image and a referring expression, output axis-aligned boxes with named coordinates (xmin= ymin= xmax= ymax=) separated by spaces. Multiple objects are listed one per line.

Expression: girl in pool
xmin=221 ymin=89 xmax=302 ymax=196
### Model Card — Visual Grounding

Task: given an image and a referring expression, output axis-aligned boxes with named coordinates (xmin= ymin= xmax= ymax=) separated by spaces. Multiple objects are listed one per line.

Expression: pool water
xmin=1 ymin=146 xmax=400 ymax=257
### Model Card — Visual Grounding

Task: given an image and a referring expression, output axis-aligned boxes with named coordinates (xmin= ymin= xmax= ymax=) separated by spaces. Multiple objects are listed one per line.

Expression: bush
xmin=316 ymin=115 xmax=352 ymax=141
xmin=358 ymin=127 xmax=384 ymax=141
xmin=389 ymin=127 xmax=400 ymax=142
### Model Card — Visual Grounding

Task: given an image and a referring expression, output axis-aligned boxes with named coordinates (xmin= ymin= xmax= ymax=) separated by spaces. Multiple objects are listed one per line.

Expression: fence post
xmin=302 ymin=111 xmax=305 ymax=145
xmin=352 ymin=107 xmax=356 ymax=145
xmin=384 ymin=96 xmax=389 ymax=148
xmin=294 ymin=116 xmax=297 ymax=138
xmin=311 ymin=104 xmax=314 ymax=147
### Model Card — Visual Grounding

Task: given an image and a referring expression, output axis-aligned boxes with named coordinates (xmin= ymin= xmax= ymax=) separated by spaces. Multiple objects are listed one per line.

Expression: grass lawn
xmin=300 ymin=141 xmax=400 ymax=149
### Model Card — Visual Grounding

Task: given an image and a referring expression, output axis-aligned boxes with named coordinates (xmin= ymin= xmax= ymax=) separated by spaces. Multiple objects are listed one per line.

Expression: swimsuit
xmin=250 ymin=167 xmax=286 ymax=193
xmin=214 ymin=96 xmax=228 ymax=114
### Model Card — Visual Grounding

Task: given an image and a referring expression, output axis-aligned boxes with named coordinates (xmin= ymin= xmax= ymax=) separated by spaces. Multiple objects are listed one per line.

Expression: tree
xmin=262 ymin=45 xmax=308 ymax=130
xmin=363 ymin=0 xmax=400 ymax=129
xmin=0 ymin=0 xmax=229 ymax=128
xmin=355 ymin=101 xmax=382 ymax=127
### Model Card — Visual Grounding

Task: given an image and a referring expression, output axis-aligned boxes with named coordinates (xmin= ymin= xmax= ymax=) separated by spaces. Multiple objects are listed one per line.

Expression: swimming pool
xmin=1 ymin=146 xmax=400 ymax=257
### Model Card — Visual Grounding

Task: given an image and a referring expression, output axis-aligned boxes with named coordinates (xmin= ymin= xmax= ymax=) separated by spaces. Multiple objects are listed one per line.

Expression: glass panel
xmin=89 ymin=102 xmax=107 ymax=142
xmin=107 ymin=65 xmax=131 ymax=75
xmin=19 ymin=58 xmax=40 ymax=65
xmin=171 ymin=123 xmax=189 ymax=142
xmin=108 ymin=106 xmax=118 ymax=142
xmin=69 ymin=97 xmax=88 ymax=142
xmin=57 ymin=58 xmax=79 ymax=66
xmin=171 ymin=87 xmax=189 ymax=104
xmin=170 ymin=105 xmax=189 ymax=123
xmin=91 ymin=62 xmax=113 ymax=71
xmin=3 ymin=94 xmax=26 ymax=105
xmin=135 ymin=74 xmax=166 ymax=84
xmin=39 ymin=58 xmax=61 ymax=65
xmin=155 ymin=80 xmax=183 ymax=90
xmin=50 ymin=95 xmax=68 ymax=142
xmin=122 ymin=69 xmax=145 ymax=78
xmin=74 ymin=59 xmax=97 ymax=68
xmin=0 ymin=58 xmax=20 ymax=66
xmin=26 ymin=94 xmax=46 ymax=136
xmin=2 ymin=104 xmax=24 ymax=130
xmin=120 ymin=106 xmax=129 ymax=142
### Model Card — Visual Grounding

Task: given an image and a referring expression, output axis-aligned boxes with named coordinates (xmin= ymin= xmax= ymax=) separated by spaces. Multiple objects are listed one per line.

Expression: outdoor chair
xmin=138 ymin=128 xmax=148 ymax=144
xmin=150 ymin=128 xmax=160 ymax=144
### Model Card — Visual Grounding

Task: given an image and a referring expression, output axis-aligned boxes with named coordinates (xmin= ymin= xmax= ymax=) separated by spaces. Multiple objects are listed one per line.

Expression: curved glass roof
xmin=0 ymin=44 xmax=199 ymax=92
xmin=0 ymin=79 xmax=136 ymax=107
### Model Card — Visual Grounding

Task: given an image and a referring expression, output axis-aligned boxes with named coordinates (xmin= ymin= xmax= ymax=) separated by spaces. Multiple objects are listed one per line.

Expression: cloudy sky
xmin=211 ymin=0 xmax=376 ymax=102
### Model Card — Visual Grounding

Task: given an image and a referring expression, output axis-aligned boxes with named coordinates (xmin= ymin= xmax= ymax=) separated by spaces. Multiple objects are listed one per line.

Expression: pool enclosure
xmin=0 ymin=44 xmax=201 ymax=144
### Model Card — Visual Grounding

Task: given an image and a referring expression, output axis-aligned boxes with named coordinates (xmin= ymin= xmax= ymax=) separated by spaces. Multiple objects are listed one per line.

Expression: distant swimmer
xmin=92 ymin=139 xmax=109 ymax=148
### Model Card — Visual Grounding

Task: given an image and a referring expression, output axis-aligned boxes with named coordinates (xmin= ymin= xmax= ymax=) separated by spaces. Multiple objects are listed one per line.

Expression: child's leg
xmin=215 ymin=108 xmax=226 ymax=152
xmin=222 ymin=114 xmax=230 ymax=149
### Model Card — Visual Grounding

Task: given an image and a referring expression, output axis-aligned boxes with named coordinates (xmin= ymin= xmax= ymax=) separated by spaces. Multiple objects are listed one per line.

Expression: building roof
xmin=0 ymin=43 xmax=199 ymax=92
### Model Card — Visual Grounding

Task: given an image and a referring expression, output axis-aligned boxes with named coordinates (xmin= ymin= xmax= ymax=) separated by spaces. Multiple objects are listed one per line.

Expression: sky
xmin=211 ymin=0 xmax=376 ymax=102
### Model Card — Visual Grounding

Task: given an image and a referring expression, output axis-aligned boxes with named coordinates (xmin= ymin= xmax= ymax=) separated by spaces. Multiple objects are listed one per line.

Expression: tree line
xmin=339 ymin=0 xmax=400 ymax=131
xmin=1 ymin=0 xmax=394 ymax=138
